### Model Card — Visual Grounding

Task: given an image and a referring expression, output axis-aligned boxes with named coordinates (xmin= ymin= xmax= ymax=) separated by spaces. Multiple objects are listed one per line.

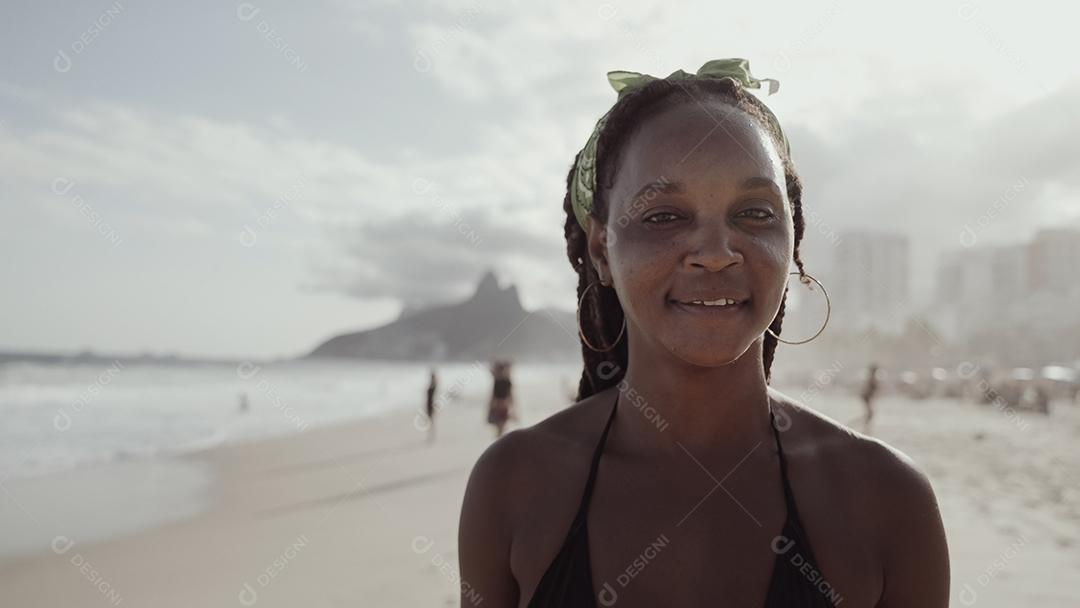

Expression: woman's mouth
xmin=668 ymin=297 xmax=750 ymax=317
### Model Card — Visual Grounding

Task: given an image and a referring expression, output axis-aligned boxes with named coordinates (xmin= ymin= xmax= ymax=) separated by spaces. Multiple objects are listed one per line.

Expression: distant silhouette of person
xmin=1025 ymin=382 xmax=1050 ymax=414
xmin=560 ymin=374 xmax=577 ymax=404
xmin=860 ymin=363 xmax=879 ymax=431
xmin=1001 ymin=379 xmax=1021 ymax=409
xmin=487 ymin=360 xmax=515 ymax=438
xmin=238 ymin=391 xmax=249 ymax=413
xmin=425 ymin=368 xmax=438 ymax=442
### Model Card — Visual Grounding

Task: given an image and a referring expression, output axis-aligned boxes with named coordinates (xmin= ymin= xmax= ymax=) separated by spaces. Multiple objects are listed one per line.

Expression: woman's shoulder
xmin=469 ymin=387 xmax=615 ymax=480
xmin=462 ymin=387 xmax=616 ymax=518
xmin=769 ymin=386 xmax=938 ymax=502
xmin=768 ymin=387 xmax=947 ymax=568
xmin=459 ymin=388 xmax=622 ymax=604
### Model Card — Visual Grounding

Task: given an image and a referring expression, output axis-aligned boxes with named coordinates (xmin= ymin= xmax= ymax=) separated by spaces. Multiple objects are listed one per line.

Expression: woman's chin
xmin=665 ymin=338 xmax=755 ymax=368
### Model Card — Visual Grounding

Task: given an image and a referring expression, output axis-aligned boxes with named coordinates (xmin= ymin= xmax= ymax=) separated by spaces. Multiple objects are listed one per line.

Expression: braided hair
xmin=564 ymin=77 xmax=806 ymax=401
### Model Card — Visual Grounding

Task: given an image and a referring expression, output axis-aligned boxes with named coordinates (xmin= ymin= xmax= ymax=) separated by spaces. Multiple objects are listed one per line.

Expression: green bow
xmin=570 ymin=58 xmax=788 ymax=231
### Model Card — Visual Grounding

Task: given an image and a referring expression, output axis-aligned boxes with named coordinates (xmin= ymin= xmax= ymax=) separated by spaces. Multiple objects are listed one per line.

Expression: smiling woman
xmin=459 ymin=59 xmax=950 ymax=608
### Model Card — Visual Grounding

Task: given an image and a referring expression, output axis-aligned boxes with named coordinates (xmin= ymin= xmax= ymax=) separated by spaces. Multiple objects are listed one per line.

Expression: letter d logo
xmin=771 ymin=534 xmax=794 ymax=555
xmin=958 ymin=582 xmax=978 ymax=606
xmin=238 ymin=582 xmax=258 ymax=606
xmin=51 ymin=535 xmax=74 ymax=555
xmin=53 ymin=50 xmax=72 ymax=73
xmin=597 ymin=582 xmax=618 ymax=606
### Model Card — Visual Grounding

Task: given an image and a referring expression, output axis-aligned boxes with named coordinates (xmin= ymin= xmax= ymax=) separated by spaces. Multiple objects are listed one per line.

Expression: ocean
xmin=0 ymin=358 xmax=574 ymax=480
xmin=0 ymin=358 xmax=571 ymax=559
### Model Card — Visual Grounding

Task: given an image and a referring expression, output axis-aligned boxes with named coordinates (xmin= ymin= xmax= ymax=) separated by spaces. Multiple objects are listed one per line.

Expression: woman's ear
xmin=584 ymin=215 xmax=612 ymax=283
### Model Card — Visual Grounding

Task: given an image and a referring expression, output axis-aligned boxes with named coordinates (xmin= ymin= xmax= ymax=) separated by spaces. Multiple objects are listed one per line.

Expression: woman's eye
xmin=740 ymin=208 xmax=775 ymax=220
xmin=643 ymin=212 xmax=679 ymax=224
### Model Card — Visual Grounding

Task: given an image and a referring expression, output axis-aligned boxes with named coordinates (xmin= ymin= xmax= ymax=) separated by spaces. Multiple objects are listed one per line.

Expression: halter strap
xmin=768 ymin=402 xmax=809 ymax=533
xmin=570 ymin=390 xmax=620 ymax=531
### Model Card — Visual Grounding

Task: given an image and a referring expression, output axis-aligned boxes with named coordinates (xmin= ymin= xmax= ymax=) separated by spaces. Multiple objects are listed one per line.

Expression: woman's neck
xmin=613 ymin=334 xmax=774 ymax=458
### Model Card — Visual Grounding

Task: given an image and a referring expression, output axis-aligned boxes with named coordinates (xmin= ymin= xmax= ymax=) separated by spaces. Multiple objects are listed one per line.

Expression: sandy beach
xmin=0 ymin=375 xmax=1077 ymax=607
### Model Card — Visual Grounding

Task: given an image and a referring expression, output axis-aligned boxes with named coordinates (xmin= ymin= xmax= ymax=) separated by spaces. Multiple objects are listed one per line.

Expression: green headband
xmin=570 ymin=57 xmax=789 ymax=231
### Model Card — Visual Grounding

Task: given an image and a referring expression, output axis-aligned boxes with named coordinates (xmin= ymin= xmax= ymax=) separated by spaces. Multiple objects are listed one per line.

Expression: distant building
xmin=833 ymin=232 xmax=910 ymax=332
xmin=934 ymin=244 xmax=1027 ymax=337
xmin=932 ymin=227 xmax=1080 ymax=342
xmin=1028 ymin=228 xmax=1080 ymax=295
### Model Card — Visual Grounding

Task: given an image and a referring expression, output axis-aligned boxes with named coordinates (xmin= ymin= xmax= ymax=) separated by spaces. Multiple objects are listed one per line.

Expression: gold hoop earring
xmin=577 ymin=279 xmax=626 ymax=352
xmin=766 ymin=271 xmax=830 ymax=345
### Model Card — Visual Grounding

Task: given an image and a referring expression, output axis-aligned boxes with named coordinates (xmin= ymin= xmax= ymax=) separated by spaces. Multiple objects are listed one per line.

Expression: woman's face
xmin=588 ymin=100 xmax=794 ymax=367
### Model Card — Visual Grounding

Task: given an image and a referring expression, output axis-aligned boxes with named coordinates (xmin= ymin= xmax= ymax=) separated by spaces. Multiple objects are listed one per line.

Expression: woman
xmin=487 ymin=360 xmax=515 ymax=438
xmin=860 ymin=362 xmax=880 ymax=431
xmin=459 ymin=59 xmax=949 ymax=607
xmin=425 ymin=368 xmax=438 ymax=442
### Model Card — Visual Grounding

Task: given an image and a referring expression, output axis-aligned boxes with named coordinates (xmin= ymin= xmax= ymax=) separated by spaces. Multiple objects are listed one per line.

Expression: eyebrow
xmin=628 ymin=176 xmax=782 ymax=202
xmin=629 ymin=179 xmax=684 ymax=201
xmin=740 ymin=176 xmax=784 ymax=196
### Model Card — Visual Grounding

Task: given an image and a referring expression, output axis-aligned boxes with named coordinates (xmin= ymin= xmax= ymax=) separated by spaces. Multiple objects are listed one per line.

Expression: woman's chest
xmin=584 ymin=454 xmax=884 ymax=606
xmin=584 ymin=474 xmax=792 ymax=607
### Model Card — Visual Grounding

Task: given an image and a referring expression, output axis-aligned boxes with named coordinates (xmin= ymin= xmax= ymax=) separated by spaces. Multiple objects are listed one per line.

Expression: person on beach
xmin=860 ymin=362 xmax=880 ymax=430
xmin=460 ymin=58 xmax=949 ymax=607
xmin=487 ymin=360 xmax=515 ymax=438
xmin=425 ymin=368 xmax=438 ymax=442
xmin=560 ymin=374 xmax=578 ymax=404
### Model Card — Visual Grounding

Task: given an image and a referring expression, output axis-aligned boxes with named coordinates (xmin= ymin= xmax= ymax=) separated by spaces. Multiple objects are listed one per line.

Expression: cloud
xmin=309 ymin=206 xmax=561 ymax=303
xmin=402 ymin=0 xmax=673 ymax=105
xmin=977 ymin=79 xmax=1080 ymax=190
xmin=791 ymin=78 xmax=1080 ymax=244
xmin=4 ymin=15 xmax=1078 ymax=327
xmin=0 ymin=94 xmax=578 ymax=307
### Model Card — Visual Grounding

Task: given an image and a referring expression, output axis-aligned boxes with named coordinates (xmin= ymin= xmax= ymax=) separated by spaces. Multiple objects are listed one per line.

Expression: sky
xmin=1 ymin=0 xmax=1078 ymax=359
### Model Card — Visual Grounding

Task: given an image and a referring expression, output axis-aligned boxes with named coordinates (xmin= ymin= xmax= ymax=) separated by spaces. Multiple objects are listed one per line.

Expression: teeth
xmin=684 ymin=299 xmax=737 ymax=306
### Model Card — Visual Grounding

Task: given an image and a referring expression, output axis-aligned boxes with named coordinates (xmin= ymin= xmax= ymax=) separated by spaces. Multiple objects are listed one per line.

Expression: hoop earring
xmin=766 ymin=271 xmax=831 ymax=345
xmin=577 ymin=279 xmax=626 ymax=353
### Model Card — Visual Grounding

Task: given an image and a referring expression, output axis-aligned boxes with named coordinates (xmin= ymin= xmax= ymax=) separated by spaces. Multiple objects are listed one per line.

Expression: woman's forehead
xmin=611 ymin=102 xmax=784 ymax=198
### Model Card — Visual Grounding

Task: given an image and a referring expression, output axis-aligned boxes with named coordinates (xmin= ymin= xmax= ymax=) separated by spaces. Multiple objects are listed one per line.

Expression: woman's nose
xmin=684 ymin=219 xmax=743 ymax=271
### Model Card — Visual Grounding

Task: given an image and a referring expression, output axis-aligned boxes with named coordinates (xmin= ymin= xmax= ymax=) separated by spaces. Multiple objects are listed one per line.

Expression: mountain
xmin=306 ymin=271 xmax=580 ymax=362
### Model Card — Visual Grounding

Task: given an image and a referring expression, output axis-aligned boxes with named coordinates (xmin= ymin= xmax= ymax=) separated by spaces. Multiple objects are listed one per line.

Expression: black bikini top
xmin=526 ymin=391 xmax=840 ymax=607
